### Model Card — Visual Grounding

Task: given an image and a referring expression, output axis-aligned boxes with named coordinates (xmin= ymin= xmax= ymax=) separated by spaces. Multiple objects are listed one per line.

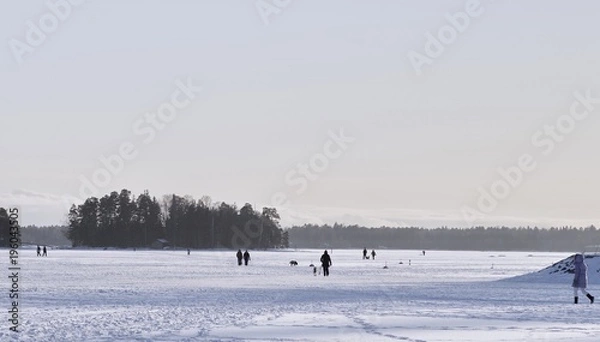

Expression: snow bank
xmin=503 ymin=254 xmax=600 ymax=284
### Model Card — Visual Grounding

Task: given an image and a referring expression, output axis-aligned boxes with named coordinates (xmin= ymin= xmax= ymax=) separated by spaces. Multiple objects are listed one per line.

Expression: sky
xmin=1 ymin=0 xmax=600 ymax=228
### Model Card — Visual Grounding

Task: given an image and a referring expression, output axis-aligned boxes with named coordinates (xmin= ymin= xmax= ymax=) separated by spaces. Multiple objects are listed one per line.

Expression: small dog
xmin=289 ymin=260 xmax=298 ymax=266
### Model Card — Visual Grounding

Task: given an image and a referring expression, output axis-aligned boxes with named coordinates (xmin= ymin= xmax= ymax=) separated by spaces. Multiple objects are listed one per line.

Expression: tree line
xmin=287 ymin=224 xmax=600 ymax=252
xmin=0 ymin=210 xmax=70 ymax=247
xmin=65 ymin=189 xmax=288 ymax=249
xmin=5 ymin=202 xmax=599 ymax=252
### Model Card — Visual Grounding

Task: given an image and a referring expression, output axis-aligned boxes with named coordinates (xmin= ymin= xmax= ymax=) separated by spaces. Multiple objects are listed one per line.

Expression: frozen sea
xmin=3 ymin=248 xmax=599 ymax=341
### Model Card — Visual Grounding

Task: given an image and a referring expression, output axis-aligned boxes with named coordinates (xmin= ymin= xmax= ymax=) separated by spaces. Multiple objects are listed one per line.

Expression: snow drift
xmin=504 ymin=254 xmax=600 ymax=284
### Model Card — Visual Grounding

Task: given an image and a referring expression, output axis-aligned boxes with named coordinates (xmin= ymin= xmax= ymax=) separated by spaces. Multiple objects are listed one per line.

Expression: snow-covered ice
xmin=3 ymin=248 xmax=600 ymax=341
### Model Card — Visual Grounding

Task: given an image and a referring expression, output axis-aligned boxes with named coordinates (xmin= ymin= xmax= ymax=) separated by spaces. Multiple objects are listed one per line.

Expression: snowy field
xmin=3 ymin=248 xmax=600 ymax=341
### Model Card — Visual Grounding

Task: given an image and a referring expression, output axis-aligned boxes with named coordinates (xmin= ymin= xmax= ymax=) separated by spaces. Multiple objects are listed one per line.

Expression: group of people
xmin=36 ymin=245 xmax=47 ymax=257
xmin=362 ymin=248 xmax=376 ymax=260
xmin=236 ymin=249 xmax=251 ymax=266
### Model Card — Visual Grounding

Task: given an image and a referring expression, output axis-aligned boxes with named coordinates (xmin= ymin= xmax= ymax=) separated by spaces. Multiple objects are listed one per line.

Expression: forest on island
xmin=63 ymin=189 xmax=287 ymax=249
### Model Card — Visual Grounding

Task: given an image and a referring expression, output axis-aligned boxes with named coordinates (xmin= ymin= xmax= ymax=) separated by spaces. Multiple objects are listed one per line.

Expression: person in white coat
xmin=572 ymin=254 xmax=594 ymax=304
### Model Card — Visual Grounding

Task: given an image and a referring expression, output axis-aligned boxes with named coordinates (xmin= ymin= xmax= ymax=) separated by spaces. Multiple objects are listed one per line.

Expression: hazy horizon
xmin=2 ymin=1 xmax=600 ymax=228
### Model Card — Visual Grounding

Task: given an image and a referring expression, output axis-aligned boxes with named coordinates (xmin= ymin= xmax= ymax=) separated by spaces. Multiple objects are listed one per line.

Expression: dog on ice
xmin=289 ymin=260 xmax=298 ymax=266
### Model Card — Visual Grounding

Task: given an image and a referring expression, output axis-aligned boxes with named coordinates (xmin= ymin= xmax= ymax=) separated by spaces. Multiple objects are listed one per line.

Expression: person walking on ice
xmin=320 ymin=250 xmax=332 ymax=276
xmin=243 ymin=250 xmax=251 ymax=266
xmin=572 ymin=253 xmax=594 ymax=304
xmin=371 ymin=250 xmax=376 ymax=260
xmin=37 ymin=245 xmax=41 ymax=257
xmin=236 ymin=249 xmax=243 ymax=266
xmin=42 ymin=246 xmax=47 ymax=257
xmin=363 ymin=248 xmax=367 ymax=259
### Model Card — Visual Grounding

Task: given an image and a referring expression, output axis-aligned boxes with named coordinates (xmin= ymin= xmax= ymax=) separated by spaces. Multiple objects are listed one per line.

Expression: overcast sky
xmin=1 ymin=0 xmax=599 ymax=228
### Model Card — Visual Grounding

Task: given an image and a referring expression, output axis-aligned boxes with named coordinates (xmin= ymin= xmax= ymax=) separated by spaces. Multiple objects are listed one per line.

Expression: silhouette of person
xmin=363 ymin=248 xmax=367 ymax=259
xmin=422 ymin=250 xmax=426 ymax=256
xmin=42 ymin=246 xmax=47 ymax=257
xmin=371 ymin=250 xmax=376 ymax=260
xmin=320 ymin=250 xmax=332 ymax=276
xmin=243 ymin=250 xmax=250 ymax=266
xmin=37 ymin=245 xmax=41 ymax=257
xmin=573 ymin=253 xmax=594 ymax=304
xmin=236 ymin=249 xmax=243 ymax=266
